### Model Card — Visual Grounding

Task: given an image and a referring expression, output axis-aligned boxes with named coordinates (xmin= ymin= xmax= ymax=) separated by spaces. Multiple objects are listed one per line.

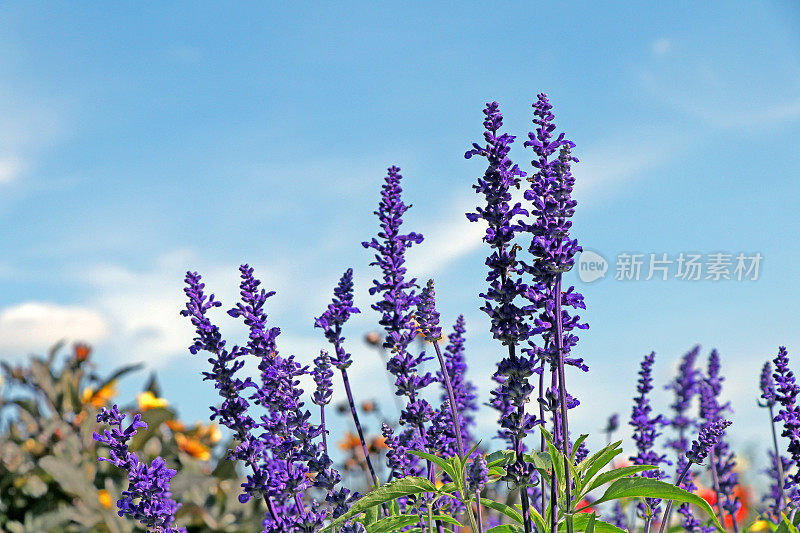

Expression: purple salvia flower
xmin=416 ymin=279 xmax=442 ymax=342
xmin=759 ymin=359 xmax=787 ymax=512
xmin=464 ymin=101 xmax=530 ymax=346
xmin=184 ymin=266 xmax=337 ymax=531
xmin=314 ymin=268 xmax=360 ymax=369
xmin=699 ymin=350 xmax=740 ymax=532
xmin=437 ymin=315 xmax=478 ymax=447
xmin=312 ymin=350 xmax=333 ymax=408
xmin=93 ymin=405 xmax=185 ymax=533
xmin=773 ymin=346 xmax=800 ymax=504
xmin=362 ymin=166 xmax=431 ymax=480
xmin=686 ymin=419 xmax=732 ymax=464
xmin=629 ymin=352 xmax=669 ymax=518
xmin=764 ymin=452 xmax=792 ymax=518
xmin=761 ymin=361 xmax=776 ymax=407
xmin=665 ymin=346 xmax=700 ymax=529
xmin=468 ymin=454 xmax=489 ymax=492
xmin=660 ymin=418 xmax=731 ymax=533
xmin=315 ymin=269 xmax=380 ymax=487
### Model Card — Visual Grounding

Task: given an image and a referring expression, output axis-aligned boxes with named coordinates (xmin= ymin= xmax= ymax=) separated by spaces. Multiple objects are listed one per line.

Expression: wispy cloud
xmin=0 ymin=302 xmax=110 ymax=358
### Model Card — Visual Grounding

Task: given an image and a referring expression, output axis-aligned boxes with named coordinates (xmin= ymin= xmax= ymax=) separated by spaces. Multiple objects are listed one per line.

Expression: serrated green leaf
xmin=321 ymin=477 xmax=437 ymax=531
xmin=580 ymin=477 xmax=723 ymax=532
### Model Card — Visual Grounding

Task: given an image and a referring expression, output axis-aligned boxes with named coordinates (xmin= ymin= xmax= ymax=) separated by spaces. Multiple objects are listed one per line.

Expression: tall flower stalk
xmin=522 ymin=94 xmax=588 ymax=533
xmin=759 ymin=360 xmax=786 ymax=513
xmin=465 ymin=101 xmax=537 ymax=533
xmin=659 ymin=419 xmax=732 ymax=533
xmin=665 ymin=346 xmax=700 ymax=531
xmin=362 ymin=166 xmax=434 ymax=510
xmin=629 ymin=352 xmax=669 ymax=533
xmin=315 ymin=268 xmax=379 ymax=487
xmin=699 ymin=350 xmax=740 ymax=532
xmin=772 ymin=346 xmax=800 ymax=506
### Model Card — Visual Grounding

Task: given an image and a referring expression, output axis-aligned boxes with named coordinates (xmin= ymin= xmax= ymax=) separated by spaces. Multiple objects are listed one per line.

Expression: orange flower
xmin=176 ymin=433 xmax=211 ymax=461
xmin=74 ymin=343 xmax=91 ymax=362
xmin=82 ymin=381 xmax=118 ymax=408
xmin=339 ymin=431 xmax=361 ymax=452
xmin=166 ymin=419 xmax=186 ymax=433
xmin=195 ymin=422 xmax=222 ymax=444
xmin=97 ymin=489 xmax=112 ymax=509
xmin=362 ymin=401 xmax=375 ymax=413
xmin=698 ymin=485 xmax=749 ymax=528
xmin=371 ymin=436 xmax=388 ymax=450
xmin=137 ymin=391 xmax=168 ymax=411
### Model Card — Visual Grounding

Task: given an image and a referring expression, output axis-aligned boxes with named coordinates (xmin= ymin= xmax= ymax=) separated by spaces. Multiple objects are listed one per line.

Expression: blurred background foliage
xmin=0 ymin=343 xmax=265 ymax=532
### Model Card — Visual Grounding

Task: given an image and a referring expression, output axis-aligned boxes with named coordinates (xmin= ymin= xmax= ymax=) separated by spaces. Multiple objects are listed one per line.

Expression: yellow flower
xmin=199 ymin=423 xmax=222 ymax=444
xmin=137 ymin=391 xmax=168 ymax=411
xmin=97 ymin=489 xmax=112 ymax=509
xmin=176 ymin=433 xmax=211 ymax=461
xmin=749 ymin=521 xmax=771 ymax=532
xmin=81 ymin=381 xmax=118 ymax=408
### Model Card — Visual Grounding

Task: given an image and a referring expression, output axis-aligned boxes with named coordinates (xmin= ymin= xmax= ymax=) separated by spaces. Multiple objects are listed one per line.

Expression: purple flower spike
xmin=438 ymin=315 xmax=478 ymax=446
xmin=468 ymin=454 xmax=489 ymax=492
xmin=773 ymin=346 xmax=800 ymax=503
xmin=761 ymin=361 xmax=776 ymax=406
xmin=416 ymin=279 xmax=442 ymax=342
xmin=94 ymin=405 xmax=185 ymax=533
xmin=465 ymin=101 xmax=530 ymax=346
xmin=687 ymin=419 xmax=732 ymax=464
xmin=312 ymin=350 xmax=333 ymax=407
xmin=362 ymin=166 xmax=432 ymax=480
xmin=629 ymin=352 xmax=669 ymax=517
xmin=315 ymin=268 xmax=360 ymax=369
xmin=699 ymin=350 xmax=741 ymax=530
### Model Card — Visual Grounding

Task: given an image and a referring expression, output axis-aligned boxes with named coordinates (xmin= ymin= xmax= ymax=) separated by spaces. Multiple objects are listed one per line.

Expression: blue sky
xmin=1 ymin=2 xmax=799 ymax=477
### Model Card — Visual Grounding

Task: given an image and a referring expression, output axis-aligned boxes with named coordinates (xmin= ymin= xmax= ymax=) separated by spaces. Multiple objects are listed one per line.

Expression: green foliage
xmin=0 ymin=344 xmax=263 ymax=532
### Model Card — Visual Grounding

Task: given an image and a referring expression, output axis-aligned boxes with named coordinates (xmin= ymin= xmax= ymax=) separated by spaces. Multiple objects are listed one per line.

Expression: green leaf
xmin=486 ymin=449 xmax=516 ymax=468
xmin=581 ymin=477 xmax=724 ymax=532
xmin=366 ymin=514 xmax=460 ymax=533
xmin=585 ymin=512 xmax=597 ymax=533
xmin=524 ymin=451 xmax=554 ymax=473
xmin=582 ymin=465 xmax=660 ymax=496
xmin=480 ymin=498 xmax=522 ymax=524
xmin=464 ymin=441 xmax=482 ymax=462
xmin=93 ymin=363 xmax=144 ymax=394
xmin=321 ymin=477 xmax=437 ymax=531
xmin=409 ymin=450 xmax=455 ymax=479
xmin=571 ymin=434 xmax=589 ymax=462
xmin=486 ymin=526 xmax=525 ymax=533
xmin=558 ymin=514 xmax=625 ymax=533
xmin=578 ymin=440 xmax=623 ymax=483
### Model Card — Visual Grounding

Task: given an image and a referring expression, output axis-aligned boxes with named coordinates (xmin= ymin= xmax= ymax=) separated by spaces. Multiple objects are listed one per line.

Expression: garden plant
xmin=3 ymin=95 xmax=798 ymax=533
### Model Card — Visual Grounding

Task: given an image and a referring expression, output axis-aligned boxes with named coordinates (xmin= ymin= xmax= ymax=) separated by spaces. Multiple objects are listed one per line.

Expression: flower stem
xmin=708 ymin=448 xmax=728 ymax=530
xmin=509 ymin=344 xmax=533 ymax=533
xmin=338 ymin=366 xmax=379 ymax=487
xmin=658 ymin=461 xmax=692 ymax=533
xmin=554 ymin=277 xmax=574 ymax=533
xmin=769 ymin=404 xmax=787 ymax=511
xmin=432 ymin=340 xmax=481 ymax=532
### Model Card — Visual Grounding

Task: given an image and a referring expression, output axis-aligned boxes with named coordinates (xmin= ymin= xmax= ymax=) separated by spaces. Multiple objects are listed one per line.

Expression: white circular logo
xmin=577 ymin=250 xmax=608 ymax=283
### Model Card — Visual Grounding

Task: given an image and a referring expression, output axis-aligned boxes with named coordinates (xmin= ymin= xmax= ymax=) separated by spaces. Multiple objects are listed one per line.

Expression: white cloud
xmin=0 ymin=156 xmax=25 ymax=185
xmin=0 ymin=301 xmax=110 ymax=357
xmin=79 ymin=250 xmax=245 ymax=368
